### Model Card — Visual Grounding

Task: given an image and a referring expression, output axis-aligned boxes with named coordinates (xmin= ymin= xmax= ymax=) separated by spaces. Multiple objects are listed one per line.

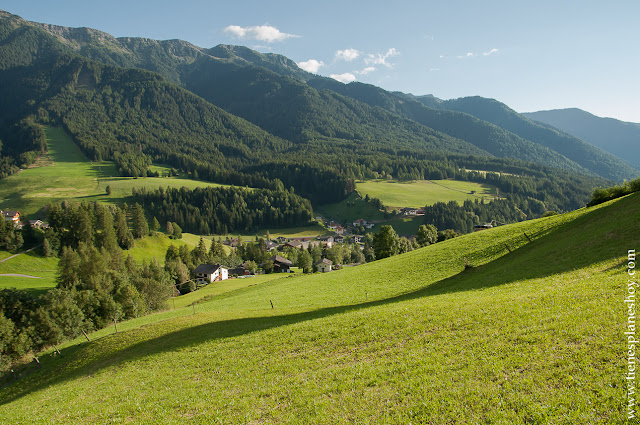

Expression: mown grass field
xmin=0 ymin=127 xmax=233 ymax=217
xmin=1 ymin=192 xmax=636 ymax=423
xmin=356 ymin=178 xmax=497 ymax=208
xmin=0 ymin=250 xmax=58 ymax=296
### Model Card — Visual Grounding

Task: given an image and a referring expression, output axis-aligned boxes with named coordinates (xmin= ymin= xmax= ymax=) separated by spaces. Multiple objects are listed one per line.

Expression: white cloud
xmin=224 ymin=25 xmax=300 ymax=43
xmin=355 ymin=66 xmax=376 ymax=75
xmin=449 ymin=48 xmax=499 ymax=59
xmin=330 ymin=72 xmax=357 ymax=83
xmin=365 ymin=48 xmax=399 ymax=67
xmin=429 ymin=67 xmax=440 ymax=72
xmin=297 ymin=59 xmax=324 ymax=74
xmin=335 ymin=48 xmax=360 ymax=61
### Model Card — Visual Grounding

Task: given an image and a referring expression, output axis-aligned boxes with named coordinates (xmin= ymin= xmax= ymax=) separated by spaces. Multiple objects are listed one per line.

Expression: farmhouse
xmin=400 ymin=207 xmax=423 ymax=216
xmin=29 ymin=219 xmax=48 ymax=229
xmin=223 ymin=238 xmax=241 ymax=248
xmin=265 ymin=240 xmax=279 ymax=250
xmin=265 ymin=255 xmax=293 ymax=273
xmin=353 ymin=218 xmax=367 ymax=227
xmin=473 ymin=223 xmax=494 ymax=232
xmin=193 ymin=264 xmax=228 ymax=285
xmin=316 ymin=235 xmax=334 ymax=248
xmin=1 ymin=210 xmax=20 ymax=226
xmin=315 ymin=258 xmax=333 ymax=273
xmin=283 ymin=240 xmax=304 ymax=250
xmin=229 ymin=262 xmax=255 ymax=276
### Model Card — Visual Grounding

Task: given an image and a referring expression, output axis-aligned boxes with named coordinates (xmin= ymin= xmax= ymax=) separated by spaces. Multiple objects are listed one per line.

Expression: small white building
xmin=315 ymin=258 xmax=333 ymax=273
xmin=193 ymin=264 xmax=228 ymax=286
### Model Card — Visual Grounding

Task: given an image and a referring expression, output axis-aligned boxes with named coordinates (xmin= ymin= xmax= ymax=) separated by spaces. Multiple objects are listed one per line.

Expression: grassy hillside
xmin=0 ymin=192 xmax=635 ymax=423
xmin=0 ymin=250 xmax=58 ymax=296
xmin=356 ymin=179 xmax=497 ymax=208
xmin=316 ymin=191 xmax=386 ymax=223
xmin=0 ymin=126 xmax=235 ymax=216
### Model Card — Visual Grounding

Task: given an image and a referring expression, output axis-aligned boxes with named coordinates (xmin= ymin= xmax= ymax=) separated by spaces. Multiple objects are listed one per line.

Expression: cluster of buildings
xmin=222 ymin=233 xmax=368 ymax=252
xmin=1 ymin=210 xmax=48 ymax=230
xmin=192 ymin=254 xmax=335 ymax=287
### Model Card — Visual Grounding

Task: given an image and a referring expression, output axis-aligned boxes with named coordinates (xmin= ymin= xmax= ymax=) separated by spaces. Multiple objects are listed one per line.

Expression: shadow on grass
xmin=1 ymin=193 xmax=638 ymax=405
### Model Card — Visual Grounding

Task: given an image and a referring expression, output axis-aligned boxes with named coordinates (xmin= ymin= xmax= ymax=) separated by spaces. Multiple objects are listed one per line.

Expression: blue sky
xmin=4 ymin=0 xmax=639 ymax=122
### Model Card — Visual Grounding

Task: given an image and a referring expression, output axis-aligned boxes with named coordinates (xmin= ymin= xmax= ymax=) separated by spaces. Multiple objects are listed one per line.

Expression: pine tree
xmin=132 ymin=203 xmax=149 ymax=239
xmin=151 ymin=217 xmax=160 ymax=233
xmin=42 ymin=237 xmax=52 ymax=258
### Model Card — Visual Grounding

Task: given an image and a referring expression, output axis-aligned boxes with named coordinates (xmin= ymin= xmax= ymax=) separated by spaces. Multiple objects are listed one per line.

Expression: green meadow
xmin=0 ymin=126 xmax=234 ymax=217
xmin=317 ymin=191 xmax=386 ymax=224
xmin=356 ymin=178 xmax=497 ymax=208
xmin=0 ymin=191 xmax=636 ymax=423
xmin=0 ymin=250 xmax=58 ymax=296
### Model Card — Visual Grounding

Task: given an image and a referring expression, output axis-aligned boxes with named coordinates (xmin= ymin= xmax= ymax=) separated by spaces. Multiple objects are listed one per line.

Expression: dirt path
xmin=0 ymin=244 xmax=42 ymax=264
xmin=0 ymin=273 xmax=42 ymax=279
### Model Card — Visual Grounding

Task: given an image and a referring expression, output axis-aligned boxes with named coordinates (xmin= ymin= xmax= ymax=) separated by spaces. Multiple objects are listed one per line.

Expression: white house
xmin=193 ymin=264 xmax=228 ymax=286
xmin=315 ymin=258 xmax=333 ymax=273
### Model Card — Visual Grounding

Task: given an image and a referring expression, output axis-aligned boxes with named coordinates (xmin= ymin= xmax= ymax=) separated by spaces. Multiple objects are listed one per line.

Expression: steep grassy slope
xmin=1 ymin=192 xmax=636 ymax=423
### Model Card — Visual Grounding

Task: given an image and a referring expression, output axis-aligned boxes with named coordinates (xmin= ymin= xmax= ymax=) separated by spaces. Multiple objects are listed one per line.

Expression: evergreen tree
xmin=96 ymin=205 xmax=118 ymax=252
xmin=151 ymin=216 xmax=160 ymax=233
xmin=114 ymin=208 xmax=134 ymax=249
xmin=172 ymin=222 xmax=182 ymax=239
xmin=132 ymin=203 xmax=149 ymax=239
xmin=209 ymin=238 xmax=226 ymax=258
xmin=42 ymin=237 xmax=52 ymax=258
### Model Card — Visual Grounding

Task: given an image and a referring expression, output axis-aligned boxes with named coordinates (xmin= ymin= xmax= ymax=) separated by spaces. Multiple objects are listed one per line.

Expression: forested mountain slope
xmin=422 ymin=95 xmax=639 ymax=181
xmin=0 ymin=10 xmax=611 ymax=217
xmin=23 ymin=12 xmax=628 ymax=179
xmin=523 ymin=108 xmax=640 ymax=169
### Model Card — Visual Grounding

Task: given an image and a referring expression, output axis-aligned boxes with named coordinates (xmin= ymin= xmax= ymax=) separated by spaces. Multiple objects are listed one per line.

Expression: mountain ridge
xmin=523 ymin=108 xmax=640 ymax=169
xmin=16 ymin=11 xmax=634 ymax=179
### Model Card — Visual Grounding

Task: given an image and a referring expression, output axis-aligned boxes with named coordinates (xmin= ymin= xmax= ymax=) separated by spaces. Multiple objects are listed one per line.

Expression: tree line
xmin=0 ymin=201 xmax=173 ymax=370
xmin=133 ymin=186 xmax=314 ymax=235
